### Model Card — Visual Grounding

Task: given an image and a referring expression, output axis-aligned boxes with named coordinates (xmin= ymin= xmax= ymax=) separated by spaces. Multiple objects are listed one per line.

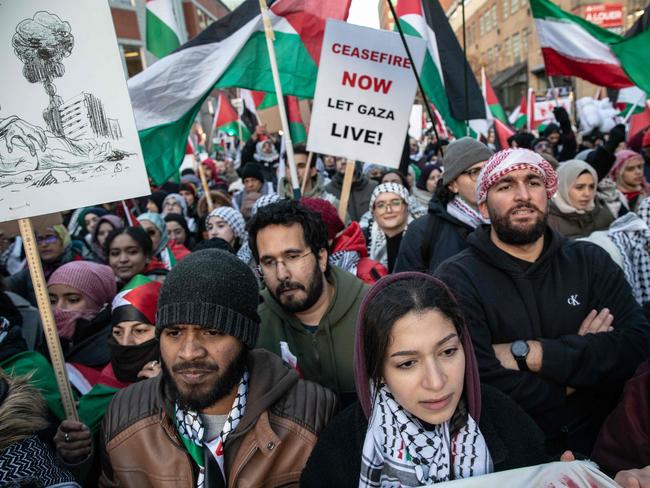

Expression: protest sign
xmin=0 ymin=0 xmax=150 ymax=222
xmin=307 ymin=20 xmax=426 ymax=169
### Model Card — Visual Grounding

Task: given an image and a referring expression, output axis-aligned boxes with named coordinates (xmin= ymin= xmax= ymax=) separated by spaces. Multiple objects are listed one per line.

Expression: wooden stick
xmin=198 ymin=164 xmax=214 ymax=212
xmin=301 ymin=152 xmax=313 ymax=196
xmin=18 ymin=218 xmax=78 ymax=421
xmin=338 ymin=159 xmax=355 ymax=222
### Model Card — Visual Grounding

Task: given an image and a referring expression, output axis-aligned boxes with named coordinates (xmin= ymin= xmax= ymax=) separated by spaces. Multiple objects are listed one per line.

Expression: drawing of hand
xmin=87 ymin=141 xmax=112 ymax=161
xmin=1 ymin=117 xmax=47 ymax=156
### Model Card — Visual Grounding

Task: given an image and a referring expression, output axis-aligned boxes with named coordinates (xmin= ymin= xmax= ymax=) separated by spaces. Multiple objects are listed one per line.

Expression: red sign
xmin=582 ymin=4 xmax=624 ymax=28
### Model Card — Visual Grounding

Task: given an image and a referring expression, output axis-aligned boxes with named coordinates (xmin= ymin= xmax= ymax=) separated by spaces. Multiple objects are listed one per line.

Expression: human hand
xmin=560 ymin=450 xmax=575 ymax=462
xmin=137 ymin=359 xmax=162 ymax=379
xmin=4 ymin=118 xmax=47 ymax=156
xmin=578 ymin=309 xmax=614 ymax=335
xmin=492 ymin=343 xmax=517 ymax=370
xmin=615 ymin=466 xmax=650 ymax=488
xmin=54 ymin=420 xmax=92 ymax=464
xmin=254 ymin=124 xmax=267 ymax=141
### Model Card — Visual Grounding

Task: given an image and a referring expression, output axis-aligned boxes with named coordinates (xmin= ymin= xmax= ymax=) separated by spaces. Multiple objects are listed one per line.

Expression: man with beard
xmin=435 ymin=148 xmax=650 ymax=457
xmin=249 ymin=200 xmax=369 ymax=405
xmin=98 ymin=250 xmax=338 ymax=487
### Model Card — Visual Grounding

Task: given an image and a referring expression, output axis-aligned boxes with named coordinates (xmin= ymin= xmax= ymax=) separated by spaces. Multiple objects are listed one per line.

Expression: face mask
xmin=108 ymin=336 xmax=159 ymax=383
xmin=53 ymin=308 xmax=96 ymax=340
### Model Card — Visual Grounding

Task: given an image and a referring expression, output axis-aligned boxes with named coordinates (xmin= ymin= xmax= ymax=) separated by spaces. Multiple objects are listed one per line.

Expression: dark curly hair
xmin=433 ymin=177 xmax=457 ymax=205
xmin=248 ymin=199 xmax=330 ymax=276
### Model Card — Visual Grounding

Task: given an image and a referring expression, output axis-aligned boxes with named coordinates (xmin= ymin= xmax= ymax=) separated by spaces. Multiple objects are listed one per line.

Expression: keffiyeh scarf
xmin=329 ymin=249 xmax=361 ymax=274
xmin=174 ymin=370 xmax=249 ymax=488
xmin=446 ymin=196 xmax=488 ymax=229
xmin=359 ymin=383 xmax=492 ymax=488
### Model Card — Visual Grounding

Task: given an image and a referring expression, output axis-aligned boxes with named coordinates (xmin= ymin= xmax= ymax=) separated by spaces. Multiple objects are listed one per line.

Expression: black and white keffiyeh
xmin=446 ymin=195 xmax=489 ymax=229
xmin=329 ymin=249 xmax=361 ymax=274
xmin=175 ymin=370 xmax=249 ymax=488
xmin=359 ymin=383 xmax=492 ymax=488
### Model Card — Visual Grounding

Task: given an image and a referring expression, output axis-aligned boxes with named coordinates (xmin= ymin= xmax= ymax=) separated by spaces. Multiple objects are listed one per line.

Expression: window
xmin=504 ymin=37 xmax=511 ymax=63
xmin=511 ymin=0 xmax=519 ymax=15
xmin=512 ymin=32 xmax=521 ymax=62
xmin=122 ymin=45 xmax=143 ymax=78
xmin=480 ymin=15 xmax=485 ymax=35
xmin=485 ymin=11 xmax=491 ymax=31
xmin=503 ymin=0 xmax=509 ymax=19
xmin=521 ymin=28 xmax=529 ymax=54
xmin=491 ymin=5 xmax=498 ymax=27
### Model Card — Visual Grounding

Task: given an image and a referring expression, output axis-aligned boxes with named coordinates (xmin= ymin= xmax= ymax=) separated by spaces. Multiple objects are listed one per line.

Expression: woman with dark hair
xmin=104 ymin=227 xmax=166 ymax=288
xmin=89 ymin=215 xmax=124 ymax=263
xmin=301 ymin=273 xmax=547 ymax=487
xmin=164 ymin=213 xmax=194 ymax=252
xmin=413 ymin=163 xmax=443 ymax=207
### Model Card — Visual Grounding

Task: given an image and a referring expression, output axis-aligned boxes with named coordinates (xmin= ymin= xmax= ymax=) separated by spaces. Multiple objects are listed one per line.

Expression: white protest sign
xmin=307 ymin=20 xmax=425 ymax=169
xmin=0 ymin=0 xmax=150 ymax=221
xmin=409 ymin=104 xmax=424 ymax=139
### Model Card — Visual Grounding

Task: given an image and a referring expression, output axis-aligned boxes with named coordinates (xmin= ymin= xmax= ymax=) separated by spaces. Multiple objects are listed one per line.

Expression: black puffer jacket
xmin=394 ymin=198 xmax=474 ymax=274
xmin=301 ymin=384 xmax=547 ymax=487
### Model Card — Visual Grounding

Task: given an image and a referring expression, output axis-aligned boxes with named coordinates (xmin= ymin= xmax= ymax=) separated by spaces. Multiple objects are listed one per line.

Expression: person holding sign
xmin=301 ymin=273 xmax=547 ymax=487
xmin=98 ymin=250 xmax=337 ymax=486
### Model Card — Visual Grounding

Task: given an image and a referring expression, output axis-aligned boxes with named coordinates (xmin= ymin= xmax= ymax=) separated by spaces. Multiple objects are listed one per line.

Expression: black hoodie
xmin=435 ymin=225 xmax=650 ymax=455
xmin=394 ymin=197 xmax=474 ymax=274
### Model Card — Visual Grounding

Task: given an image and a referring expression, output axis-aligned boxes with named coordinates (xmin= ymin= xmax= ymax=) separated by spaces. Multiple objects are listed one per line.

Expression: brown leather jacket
xmin=99 ymin=349 xmax=338 ymax=487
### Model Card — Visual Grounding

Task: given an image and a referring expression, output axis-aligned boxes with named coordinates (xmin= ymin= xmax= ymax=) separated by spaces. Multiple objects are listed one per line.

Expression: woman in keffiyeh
xmin=301 ymin=272 xmax=548 ymax=487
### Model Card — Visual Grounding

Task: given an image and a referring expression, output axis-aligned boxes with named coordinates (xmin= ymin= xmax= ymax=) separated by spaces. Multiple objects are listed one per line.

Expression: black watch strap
xmin=515 ymin=355 xmax=529 ymax=372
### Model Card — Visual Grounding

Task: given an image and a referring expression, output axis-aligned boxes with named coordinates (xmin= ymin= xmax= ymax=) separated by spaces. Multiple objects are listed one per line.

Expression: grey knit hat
xmin=442 ymin=137 xmax=493 ymax=185
xmin=156 ymin=249 xmax=260 ymax=347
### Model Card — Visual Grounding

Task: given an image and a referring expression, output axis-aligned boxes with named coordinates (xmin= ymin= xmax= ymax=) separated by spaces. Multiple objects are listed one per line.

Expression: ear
xmin=318 ymin=248 xmax=328 ymax=273
xmin=448 ymin=181 xmax=459 ymax=194
xmin=479 ymin=201 xmax=489 ymax=219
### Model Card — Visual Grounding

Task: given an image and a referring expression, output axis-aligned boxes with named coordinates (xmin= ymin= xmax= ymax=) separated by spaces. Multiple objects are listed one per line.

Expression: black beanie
xmin=240 ymin=163 xmax=265 ymax=183
xmin=156 ymin=249 xmax=260 ymax=347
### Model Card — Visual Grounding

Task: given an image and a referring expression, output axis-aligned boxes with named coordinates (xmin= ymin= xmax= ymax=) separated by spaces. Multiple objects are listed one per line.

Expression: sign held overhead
xmin=307 ymin=20 xmax=425 ymax=169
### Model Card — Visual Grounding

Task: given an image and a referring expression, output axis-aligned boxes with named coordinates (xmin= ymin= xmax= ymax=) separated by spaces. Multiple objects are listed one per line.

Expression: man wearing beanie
xmin=232 ymin=162 xmax=275 ymax=220
xmin=249 ymin=200 xmax=369 ymax=406
xmin=99 ymin=250 xmax=337 ymax=487
xmin=435 ymin=148 xmax=650 ymax=457
xmin=395 ymin=137 xmax=493 ymax=273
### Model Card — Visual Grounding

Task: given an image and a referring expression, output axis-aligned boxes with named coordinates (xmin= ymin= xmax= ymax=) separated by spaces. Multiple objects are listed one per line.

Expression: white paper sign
xmin=307 ymin=20 xmax=425 ymax=169
xmin=409 ymin=104 xmax=424 ymax=139
xmin=0 ymin=1 xmax=150 ymax=221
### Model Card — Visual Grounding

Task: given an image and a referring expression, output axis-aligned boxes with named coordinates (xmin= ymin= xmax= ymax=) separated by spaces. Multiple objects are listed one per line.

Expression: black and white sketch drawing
xmin=0 ymin=11 xmax=133 ymax=190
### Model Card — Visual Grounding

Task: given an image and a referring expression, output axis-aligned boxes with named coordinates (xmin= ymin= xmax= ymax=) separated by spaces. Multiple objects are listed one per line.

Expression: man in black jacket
xmin=436 ymin=148 xmax=650 ymax=456
xmin=395 ymin=137 xmax=493 ymax=273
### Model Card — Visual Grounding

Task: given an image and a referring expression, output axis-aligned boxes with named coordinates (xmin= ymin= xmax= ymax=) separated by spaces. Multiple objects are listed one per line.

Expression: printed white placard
xmin=307 ymin=20 xmax=425 ymax=169
xmin=0 ymin=1 xmax=150 ymax=221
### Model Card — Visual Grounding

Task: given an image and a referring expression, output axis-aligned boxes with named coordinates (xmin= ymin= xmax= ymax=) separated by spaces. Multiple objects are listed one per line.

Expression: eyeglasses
xmin=461 ymin=167 xmax=483 ymax=181
xmin=255 ymin=251 xmax=312 ymax=277
xmin=36 ymin=235 xmax=59 ymax=246
xmin=374 ymin=199 xmax=404 ymax=212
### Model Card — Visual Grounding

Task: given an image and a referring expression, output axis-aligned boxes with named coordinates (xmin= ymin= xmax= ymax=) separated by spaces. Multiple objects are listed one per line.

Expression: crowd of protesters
xmin=1 ymin=109 xmax=650 ymax=487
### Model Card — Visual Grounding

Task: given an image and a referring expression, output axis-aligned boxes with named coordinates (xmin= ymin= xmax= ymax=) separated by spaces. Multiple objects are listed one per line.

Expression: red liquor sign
xmin=583 ymin=4 xmax=624 ymax=29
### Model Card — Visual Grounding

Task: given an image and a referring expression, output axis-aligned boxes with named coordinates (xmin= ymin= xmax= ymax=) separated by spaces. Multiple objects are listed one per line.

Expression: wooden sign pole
xmin=198 ymin=164 xmax=214 ymax=212
xmin=18 ymin=218 xmax=78 ymax=421
xmin=337 ymin=159 xmax=355 ymax=222
xmin=301 ymin=152 xmax=313 ymax=196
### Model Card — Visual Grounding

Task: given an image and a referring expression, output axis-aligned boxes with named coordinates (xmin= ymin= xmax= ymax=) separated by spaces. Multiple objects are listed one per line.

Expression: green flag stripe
xmin=489 ymin=104 xmax=508 ymax=124
xmin=146 ymin=10 xmax=181 ymax=59
xmin=289 ymin=121 xmax=307 ymax=144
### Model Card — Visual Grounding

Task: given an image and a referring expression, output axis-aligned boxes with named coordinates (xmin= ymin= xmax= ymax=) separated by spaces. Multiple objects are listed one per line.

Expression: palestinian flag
xmin=509 ymin=94 xmax=528 ymax=130
xmin=530 ymin=0 xmax=650 ymax=93
xmin=112 ymin=274 xmax=162 ymax=323
xmin=146 ymin=0 xmax=182 ymax=58
xmin=493 ymin=119 xmax=515 ymax=150
xmin=482 ymin=68 xmax=507 ymax=124
xmin=130 ymin=0 xmax=351 ymax=185
xmin=383 ymin=0 xmax=487 ymax=138
xmin=286 ymin=96 xmax=307 ymax=144
xmin=616 ymin=86 xmax=647 ymax=118
xmin=213 ymin=92 xmax=251 ymax=141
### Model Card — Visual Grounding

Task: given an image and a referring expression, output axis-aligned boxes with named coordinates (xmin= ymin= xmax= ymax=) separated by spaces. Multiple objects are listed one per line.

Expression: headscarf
xmin=416 ymin=163 xmax=443 ymax=191
xmin=90 ymin=215 xmax=124 ymax=260
xmin=205 ymin=207 xmax=250 ymax=263
xmin=553 ymin=160 xmax=599 ymax=214
xmin=137 ymin=212 xmax=169 ymax=257
xmin=254 ymin=140 xmax=279 ymax=163
xmin=162 ymin=193 xmax=188 ymax=217
xmin=49 ymin=225 xmax=72 ymax=248
xmin=354 ymin=273 xmax=490 ymax=487
xmin=76 ymin=207 xmax=108 ymax=233
xmin=476 ymin=148 xmax=558 ymax=204
xmin=609 ymin=149 xmax=649 ymax=192
xmin=164 ymin=213 xmax=191 ymax=248
xmin=109 ymin=275 xmax=161 ymax=382
xmin=48 ymin=261 xmax=117 ymax=339
xmin=369 ymin=182 xmax=411 ymax=211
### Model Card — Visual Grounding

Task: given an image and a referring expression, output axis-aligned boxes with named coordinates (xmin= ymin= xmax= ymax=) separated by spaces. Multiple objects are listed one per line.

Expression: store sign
xmin=583 ymin=4 xmax=624 ymax=29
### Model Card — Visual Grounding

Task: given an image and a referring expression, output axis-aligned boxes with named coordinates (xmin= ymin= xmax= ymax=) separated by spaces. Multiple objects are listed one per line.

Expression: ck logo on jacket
xmin=567 ymin=295 xmax=580 ymax=306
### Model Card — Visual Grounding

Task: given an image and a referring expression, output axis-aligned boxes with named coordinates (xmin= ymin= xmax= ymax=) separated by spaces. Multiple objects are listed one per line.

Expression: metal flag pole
xmin=258 ymin=0 xmax=301 ymax=199
xmin=385 ymin=0 xmax=442 ymax=149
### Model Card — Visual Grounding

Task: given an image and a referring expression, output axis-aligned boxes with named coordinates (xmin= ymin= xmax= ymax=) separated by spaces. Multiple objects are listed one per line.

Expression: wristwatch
xmin=510 ymin=340 xmax=530 ymax=372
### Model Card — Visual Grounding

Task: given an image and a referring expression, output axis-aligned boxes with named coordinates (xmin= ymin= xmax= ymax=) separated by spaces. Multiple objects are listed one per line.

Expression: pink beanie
xmin=48 ymin=261 xmax=117 ymax=311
